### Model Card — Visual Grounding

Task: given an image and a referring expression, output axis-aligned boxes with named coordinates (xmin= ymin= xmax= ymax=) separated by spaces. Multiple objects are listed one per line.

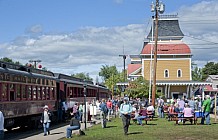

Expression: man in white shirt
xmin=0 ymin=110 xmax=4 ymax=140
xmin=147 ymin=104 xmax=155 ymax=112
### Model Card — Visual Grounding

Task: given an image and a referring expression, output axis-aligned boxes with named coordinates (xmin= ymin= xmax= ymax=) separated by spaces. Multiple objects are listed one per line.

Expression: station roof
xmin=147 ymin=15 xmax=184 ymax=40
xmin=127 ymin=64 xmax=142 ymax=75
xmin=141 ymin=43 xmax=191 ymax=55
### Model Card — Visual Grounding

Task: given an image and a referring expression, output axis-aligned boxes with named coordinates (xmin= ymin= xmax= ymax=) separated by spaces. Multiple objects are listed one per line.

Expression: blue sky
xmin=0 ymin=0 xmax=202 ymax=42
xmin=0 ymin=0 xmax=217 ymax=81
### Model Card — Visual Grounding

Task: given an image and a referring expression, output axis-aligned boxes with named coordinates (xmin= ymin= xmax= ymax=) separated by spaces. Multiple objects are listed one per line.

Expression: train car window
xmin=27 ymin=77 xmax=31 ymax=83
xmin=50 ymin=87 xmax=54 ymax=99
xmin=42 ymin=87 xmax=46 ymax=100
xmin=2 ymin=83 xmax=8 ymax=101
xmin=79 ymin=88 xmax=82 ymax=97
xmin=33 ymin=86 xmax=37 ymax=100
xmin=22 ymin=76 xmax=26 ymax=83
xmin=5 ymin=73 xmax=10 ymax=81
xmin=38 ymin=87 xmax=41 ymax=100
xmin=50 ymin=80 xmax=53 ymax=86
xmin=9 ymin=84 xmax=15 ymax=101
xmin=16 ymin=84 xmax=21 ymax=100
xmin=27 ymin=85 xmax=32 ymax=100
xmin=46 ymin=87 xmax=50 ymax=100
xmin=42 ymin=79 xmax=45 ymax=85
xmin=21 ymin=85 xmax=26 ymax=99
xmin=69 ymin=87 xmax=73 ymax=98
xmin=36 ymin=78 xmax=41 ymax=84
xmin=32 ymin=78 xmax=36 ymax=84
xmin=0 ymin=73 xmax=3 ymax=80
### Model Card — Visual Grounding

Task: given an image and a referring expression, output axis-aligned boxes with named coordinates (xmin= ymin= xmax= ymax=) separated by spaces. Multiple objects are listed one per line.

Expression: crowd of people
xmin=0 ymin=94 xmax=215 ymax=139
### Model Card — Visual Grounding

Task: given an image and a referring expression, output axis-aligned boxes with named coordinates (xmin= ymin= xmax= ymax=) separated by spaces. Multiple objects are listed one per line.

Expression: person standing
xmin=106 ymin=99 xmax=113 ymax=121
xmin=41 ymin=105 xmax=52 ymax=136
xmin=66 ymin=113 xmax=81 ymax=138
xmin=201 ymin=95 xmax=211 ymax=125
xmin=0 ymin=110 xmax=4 ymax=140
xmin=78 ymin=103 xmax=83 ymax=122
xmin=157 ymin=97 xmax=164 ymax=118
xmin=120 ymin=97 xmax=132 ymax=135
xmin=178 ymin=98 xmax=185 ymax=122
xmin=188 ymin=97 xmax=196 ymax=111
xmin=99 ymin=99 xmax=108 ymax=128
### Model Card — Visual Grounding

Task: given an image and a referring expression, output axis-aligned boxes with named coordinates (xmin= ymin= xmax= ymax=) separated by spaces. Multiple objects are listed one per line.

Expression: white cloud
xmin=27 ymin=24 xmax=43 ymax=33
xmin=0 ymin=24 xmax=145 ymax=79
xmin=0 ymin=0 xmax=218 ymax=80
xmin=178 ymin=0 xmax=218 ymax=67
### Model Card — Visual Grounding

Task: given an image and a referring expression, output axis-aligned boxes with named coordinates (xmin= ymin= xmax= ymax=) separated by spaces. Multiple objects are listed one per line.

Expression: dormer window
xmin=177 ymin=69 xmax=182 ymax=78
xmin=164 ymin=69 xmax=169 ymax=78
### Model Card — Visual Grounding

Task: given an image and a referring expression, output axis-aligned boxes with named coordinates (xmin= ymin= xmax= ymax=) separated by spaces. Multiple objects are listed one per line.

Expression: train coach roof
xmin=0 ymin=67 xmax=56 ymax=80
xmin=54 ymin=73 xmax=94 ymax=85
xmin=0 ymin=61 xmax=54 ymax=77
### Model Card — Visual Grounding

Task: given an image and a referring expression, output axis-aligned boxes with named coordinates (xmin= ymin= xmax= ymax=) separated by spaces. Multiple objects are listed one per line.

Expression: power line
xmin=157 ymin=24 xmax=218 ymax=45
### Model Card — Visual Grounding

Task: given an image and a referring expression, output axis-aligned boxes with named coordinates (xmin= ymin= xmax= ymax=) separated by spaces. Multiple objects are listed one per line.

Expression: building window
xmin=164 ymin=69 xmax=169 ymax=78
xmin=177 ymin=69 xmax=182 ymax=77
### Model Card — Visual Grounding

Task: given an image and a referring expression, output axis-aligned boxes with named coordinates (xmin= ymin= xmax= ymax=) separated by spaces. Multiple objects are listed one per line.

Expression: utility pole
xmin=119 ymin=46 xmax=128 ymax=82
xmin=151 ymin=0 xmax=165 ymax=107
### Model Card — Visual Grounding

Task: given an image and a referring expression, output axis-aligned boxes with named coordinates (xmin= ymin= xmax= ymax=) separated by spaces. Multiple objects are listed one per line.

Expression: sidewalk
xmin=20 ymin=118 xmax=101 ymax=140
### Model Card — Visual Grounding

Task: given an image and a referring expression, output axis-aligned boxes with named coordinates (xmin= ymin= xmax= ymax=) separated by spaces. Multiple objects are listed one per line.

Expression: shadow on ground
xmin=127 ymin=132 xmax=143 ymax=135
xmin=106 ymin=126 xmax=117 ymax=128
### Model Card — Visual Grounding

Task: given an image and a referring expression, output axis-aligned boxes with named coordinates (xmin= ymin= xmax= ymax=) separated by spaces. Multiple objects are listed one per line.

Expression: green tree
xmin=0 ymin=57 xmax=21 ymax=65
xmin=71 ymin=72 xmax=93 ymax=81
xmin=105 ymin=73 xmax=122 ymax=96
xmin=99 ymin=65 xmax=119 ymax=82
xmin=191 ymin=63 xmax=202 ymax=81
xmin=202 ymin=62 xmax=218 ymax=80
xmin=124 ymin=76 xmax=149 ymax=98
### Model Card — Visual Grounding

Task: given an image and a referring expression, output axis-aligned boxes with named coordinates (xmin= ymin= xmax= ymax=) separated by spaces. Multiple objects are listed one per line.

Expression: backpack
xmin=101 ymin=104 xmax=109 ymax=114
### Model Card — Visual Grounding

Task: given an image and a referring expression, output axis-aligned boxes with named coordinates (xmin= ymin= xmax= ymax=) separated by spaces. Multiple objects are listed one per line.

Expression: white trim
xmin=142 ymin=58 xmax=191 ymax=61
xmin=189 ymin=60 xmax=192 ymax=80
xmin=147 ymin=40 xmax=185 ymax=44
xmin=156 ymin=82 xmax=212 ymax=86
xmin=130 ymin=67 xmax=142 ymax=75
xmin=142 ymin=59 xmax=144 ymax=78
xmin=129 ymin=74 xmax=141 ymax=77
xmin=168 ymin=85 xmax=171 ymax=98
xmin=140 ymin=53 xmax=191 ymax=56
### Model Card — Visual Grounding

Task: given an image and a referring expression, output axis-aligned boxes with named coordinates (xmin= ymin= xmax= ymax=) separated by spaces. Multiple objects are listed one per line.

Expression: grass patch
xmin=64 ymin=117 xmax=218 ymax=140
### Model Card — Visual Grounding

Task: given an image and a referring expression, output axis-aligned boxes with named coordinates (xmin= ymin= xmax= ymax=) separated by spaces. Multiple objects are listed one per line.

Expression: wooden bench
xmin=144 ymin=117 xmax=152 ymax=124
xmin=171 ymin=116 xmax=197 ymax=125
xmin=131 ymin=110 xmax=154 ymax=125
xmin=146 ymin=111 xmax=154 ymax=119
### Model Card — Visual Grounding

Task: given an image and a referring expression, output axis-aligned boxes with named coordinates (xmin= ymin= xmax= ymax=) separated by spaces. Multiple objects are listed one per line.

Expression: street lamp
xmin=83 ymin=80 xmax=87 ymax=130
xmin=29 ymin=59 xmax=41 ymax=69
xmin=150 ymin=0 xmax=165 ymax=107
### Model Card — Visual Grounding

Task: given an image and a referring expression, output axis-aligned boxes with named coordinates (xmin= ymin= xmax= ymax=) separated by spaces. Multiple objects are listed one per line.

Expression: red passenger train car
xmin=0 ymin=61 xmax=111 ymax=130
xmin=55 ymin=73 xmax=111 ymax=109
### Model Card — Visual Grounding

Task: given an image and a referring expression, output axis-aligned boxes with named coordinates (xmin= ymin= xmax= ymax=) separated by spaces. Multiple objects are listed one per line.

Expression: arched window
xmin=177 ymin=69 xmax=182 ymax=77
xmin=164 ymin=69 xmax=169 ymax=78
